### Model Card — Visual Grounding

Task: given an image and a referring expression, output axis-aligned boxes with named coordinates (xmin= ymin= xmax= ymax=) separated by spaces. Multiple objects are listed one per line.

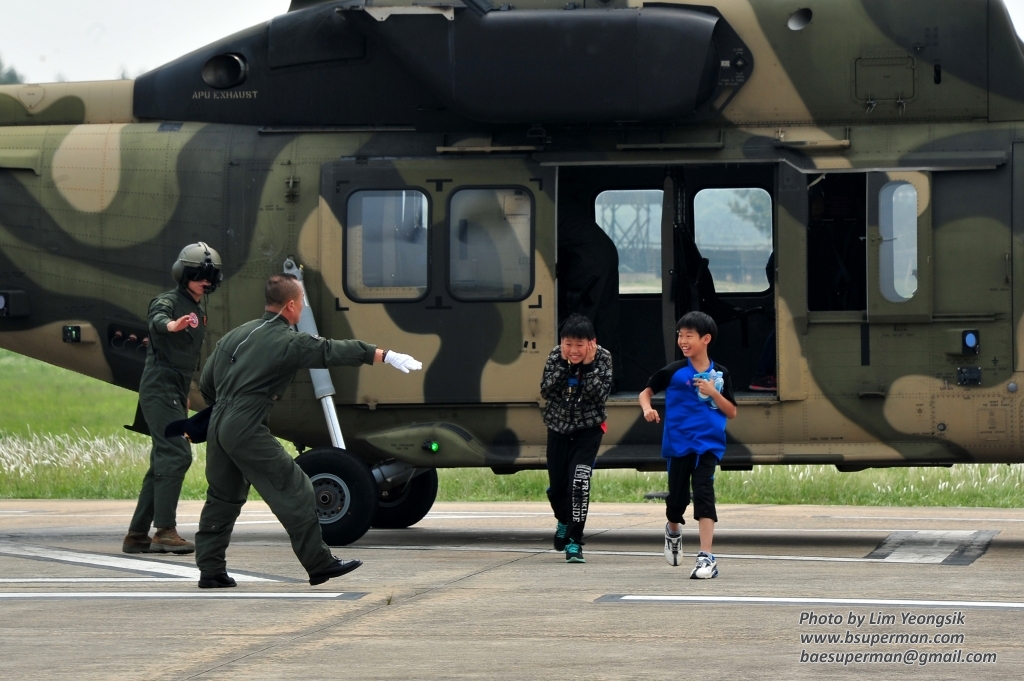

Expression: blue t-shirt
xmin=646 ymin=359 xmax=736 ymax=460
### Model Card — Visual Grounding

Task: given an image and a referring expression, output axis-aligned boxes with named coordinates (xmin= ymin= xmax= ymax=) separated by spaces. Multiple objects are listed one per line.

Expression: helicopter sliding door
xmin=865 ymin=166 xmax=1012 ymax=393
xmin=775 ymin=163 xmax=808 ymax=401
xmin=318 ymin=158 xmax=556 ymax=406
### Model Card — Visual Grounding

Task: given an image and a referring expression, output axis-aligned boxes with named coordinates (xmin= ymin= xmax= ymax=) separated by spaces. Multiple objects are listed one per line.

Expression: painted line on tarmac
xmin=0 ymin=578 xmax=194 ymax=583
xmin=421 ymin=512 xmax=626 ymax=520
xmin=0 ymin=592 xmax=367 ymax=600
xmin=178 ymin=521 xmax=282 ymax=527
xmin=815 ymin=515 xmax=1024 ymax=523
xmin=0 ymin=542 xmax=274 ymax=581
xmin=597 ymin=595 xmax=1024 ymax=610
xmin=0 ymin=513 xmax=277 ymax=519
xmin=623 ymin=527 xmax=979 ymax=533
xmin=356 ymin=545 xmax=905 ymax=563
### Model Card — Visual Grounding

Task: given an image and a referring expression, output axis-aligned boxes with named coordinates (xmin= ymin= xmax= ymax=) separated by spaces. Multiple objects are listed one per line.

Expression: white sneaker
xmin=664 ymin=523 xmax=682 ymax=566
xmin=690 ymin=551 xmax=718 ymax=579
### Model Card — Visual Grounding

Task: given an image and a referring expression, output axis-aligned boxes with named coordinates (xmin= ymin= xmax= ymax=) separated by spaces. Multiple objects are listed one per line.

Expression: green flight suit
xmin=194 ymin=312 xmax=376 ymax=575
xmin=129 ymin=287 xmax=206 ymax=533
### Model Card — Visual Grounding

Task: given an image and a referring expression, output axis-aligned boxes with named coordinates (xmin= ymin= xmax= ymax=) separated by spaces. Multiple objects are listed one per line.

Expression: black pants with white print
xmin=546 ymin=426 xmax=603 ymax=543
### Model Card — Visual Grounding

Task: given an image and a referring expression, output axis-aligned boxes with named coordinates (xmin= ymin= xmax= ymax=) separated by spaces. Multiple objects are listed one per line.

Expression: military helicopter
xmin=2 ymin=0 xmax=1024 ymax=544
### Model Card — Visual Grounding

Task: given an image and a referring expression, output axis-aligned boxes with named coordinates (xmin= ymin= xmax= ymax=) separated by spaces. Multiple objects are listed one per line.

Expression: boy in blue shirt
xmin=639 ymin=311 xmax=737 ymax=578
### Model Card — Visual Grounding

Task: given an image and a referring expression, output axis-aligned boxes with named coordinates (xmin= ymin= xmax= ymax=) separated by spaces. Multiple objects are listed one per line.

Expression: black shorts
xmin=665 ymin=453 xmax=718 ymax=523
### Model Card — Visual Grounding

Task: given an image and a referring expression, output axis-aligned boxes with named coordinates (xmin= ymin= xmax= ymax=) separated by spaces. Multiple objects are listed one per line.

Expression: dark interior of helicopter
xmin=556 ymin=164 xmax=777 ymax=394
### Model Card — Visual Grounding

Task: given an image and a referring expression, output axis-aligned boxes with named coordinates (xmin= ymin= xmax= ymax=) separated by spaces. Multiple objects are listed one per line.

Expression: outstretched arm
xmin=639 ymin=387 xmax=660 ymax=423
xmin=291 ymin=334 xmax=422 ymax=372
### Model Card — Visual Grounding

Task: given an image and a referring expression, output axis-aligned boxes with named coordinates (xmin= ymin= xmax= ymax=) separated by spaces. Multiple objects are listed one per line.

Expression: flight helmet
xmin=171 ymin=242 xmax=223 ymax=293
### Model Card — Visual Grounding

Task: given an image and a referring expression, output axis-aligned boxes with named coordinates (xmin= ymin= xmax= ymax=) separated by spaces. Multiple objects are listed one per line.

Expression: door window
xmin=878 ymin=181 xmax=918 ymax=302
xmin=448 ymin=187 xmax=534 ymax=301
xmin=345 ymin=189 xmax=429 ymax=301
xmin=693 ymin=188 xmax=773 ymax=292
xmin=594 ymin=189 xmax=663 ymax=294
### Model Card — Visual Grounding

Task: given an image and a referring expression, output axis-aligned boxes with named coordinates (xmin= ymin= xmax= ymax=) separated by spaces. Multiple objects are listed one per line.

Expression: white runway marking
xmin=0 ymin=542 xmax=273 ymax=581
xmin=178 ymin=521 xmax=281 ymax=527
xmin=0 ymin=592 xmax=359 ymax=600
xmin=0 ymin=513 xmax=276 ymax=518
xmin=357 ymin=544 xmax=904 ymax=563
xmin=602 ymin=595 xmax=1024 ymax=610
xmin=626 ymin=527 xmax=980 ymax=533
xmin=0 ymin=578 xmax=194 ymax=583
xmin=815 ymin=515 xmax=1024 ymax=523
xmin=421 ymin=512 xmax=626 ymax=520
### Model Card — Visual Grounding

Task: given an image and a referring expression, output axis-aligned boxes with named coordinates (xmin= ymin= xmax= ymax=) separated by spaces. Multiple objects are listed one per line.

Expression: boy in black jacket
xmin=540 ymin=314 xmax=613 ymax=563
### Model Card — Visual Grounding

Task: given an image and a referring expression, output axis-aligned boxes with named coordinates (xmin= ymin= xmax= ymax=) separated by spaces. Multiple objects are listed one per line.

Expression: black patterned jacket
xmin=540 ymin=345 xmax=613 ymax=434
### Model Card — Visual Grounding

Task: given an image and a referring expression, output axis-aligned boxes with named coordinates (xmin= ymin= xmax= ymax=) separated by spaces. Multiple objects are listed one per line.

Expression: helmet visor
xmin=184 ymin=264 xmax=221 ymax=292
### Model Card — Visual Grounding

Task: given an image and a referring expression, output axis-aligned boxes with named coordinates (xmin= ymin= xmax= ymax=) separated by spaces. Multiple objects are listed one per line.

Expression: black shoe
xmin=308 ymin=557 xmax=363 ymax=586
xmin=198 ymin=572 xmax=237 ymax=589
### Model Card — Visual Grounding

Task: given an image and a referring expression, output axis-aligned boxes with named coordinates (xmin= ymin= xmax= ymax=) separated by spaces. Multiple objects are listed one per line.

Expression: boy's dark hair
xmin=559 ymin=313 xmax=596 ymax=341
xmin=675 ymin=311 xmax=717 ymax=343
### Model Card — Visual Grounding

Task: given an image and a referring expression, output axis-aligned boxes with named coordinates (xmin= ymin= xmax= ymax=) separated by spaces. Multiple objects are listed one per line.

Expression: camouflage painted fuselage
xmin=3 ymin=0 xmax=1024 ymax=473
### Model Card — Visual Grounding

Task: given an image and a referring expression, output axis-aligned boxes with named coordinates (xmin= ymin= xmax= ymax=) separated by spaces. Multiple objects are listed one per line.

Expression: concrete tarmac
xmin=1 ymin=499 xmax=1022 ymax=679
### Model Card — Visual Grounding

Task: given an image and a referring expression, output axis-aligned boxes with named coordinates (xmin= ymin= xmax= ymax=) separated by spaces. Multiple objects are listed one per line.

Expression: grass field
xmin=2 ymin=348 xmax=1024 ymax=506
xmin=0 ymin=349 xmax=139 ymax=438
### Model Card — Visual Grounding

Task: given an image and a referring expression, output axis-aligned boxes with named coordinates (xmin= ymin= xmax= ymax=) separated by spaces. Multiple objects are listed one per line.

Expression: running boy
xmin=639 ymin=311 xmax=737 ymax=578
xmin=540 ymin=313 xmax=613 ymax=563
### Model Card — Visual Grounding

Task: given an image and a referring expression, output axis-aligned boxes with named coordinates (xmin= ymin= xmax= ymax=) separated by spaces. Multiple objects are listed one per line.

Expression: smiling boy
xmin=540 ymin=314 xmax=613 ymax=563
xmin=639 ymin=311 xmax=737 ymax=578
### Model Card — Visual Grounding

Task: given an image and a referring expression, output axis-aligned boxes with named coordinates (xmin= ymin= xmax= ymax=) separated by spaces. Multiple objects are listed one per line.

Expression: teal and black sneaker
xmin=553 ymin=522 xmax=568 ymax=551
xmin=565 ymin=539 xmax=585 ymax=563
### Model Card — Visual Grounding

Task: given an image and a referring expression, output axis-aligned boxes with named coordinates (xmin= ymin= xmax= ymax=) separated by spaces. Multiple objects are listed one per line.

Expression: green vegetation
xmin=0 ymin=350 xmax=138 ymax=438
xmin=0 ymin=349 xmax=254 ymax=500
xmin=0 ymin=431 xmax=209 ymax=500
xmin=436 ymin=465 xmax=1024 ymax=508
xmin=2 ymin=349 xmax=1024 ymax=506
xmin=1 ymin=54 xmax=25 ymax=85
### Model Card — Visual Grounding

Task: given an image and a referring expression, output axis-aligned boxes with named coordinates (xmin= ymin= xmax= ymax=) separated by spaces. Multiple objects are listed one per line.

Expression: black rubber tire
xmin=295 ymin=447 xmax=379 ymax=546
xmin=372 ymin=468 xmax=439 ymax=529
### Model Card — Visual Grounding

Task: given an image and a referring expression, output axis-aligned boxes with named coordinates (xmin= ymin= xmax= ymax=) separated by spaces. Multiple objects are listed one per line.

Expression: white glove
xmin=384 ymin=350 xmax=423 ymax=373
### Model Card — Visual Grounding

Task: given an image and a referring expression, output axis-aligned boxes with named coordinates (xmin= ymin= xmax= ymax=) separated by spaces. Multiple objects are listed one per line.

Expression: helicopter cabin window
xmin=594 ymin=189 xmax=663 ymax=294
xmin=345 ymin=189 xmax=429 ymax=302
xmin=878 ymin=181 xmax=918 ymax=302
xmin=692 ymin=188 xmax=773 ymax=292
xmin=448 ymin=187 xmax=534 ymax=301
xmin=807 ymin=173 xmax=867 ymax=311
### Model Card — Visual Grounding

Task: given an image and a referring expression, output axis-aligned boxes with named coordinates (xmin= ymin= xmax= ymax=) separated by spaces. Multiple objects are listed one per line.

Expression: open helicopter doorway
xmin=556 ymin=165 xmax=776 ymax=396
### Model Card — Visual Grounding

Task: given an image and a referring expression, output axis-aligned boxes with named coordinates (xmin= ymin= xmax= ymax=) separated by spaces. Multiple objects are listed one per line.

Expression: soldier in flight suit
xmin=194 ymin=273 xmax=422 ymax=588
xmin=122 ymin=243 xmax=222 ymax=555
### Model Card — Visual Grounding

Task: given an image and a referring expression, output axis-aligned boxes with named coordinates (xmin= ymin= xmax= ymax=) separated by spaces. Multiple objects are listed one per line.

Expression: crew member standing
xmin=123 ymin=242 xmax=222 ymax=555
xmin=194 ymin=273 xmax=423 ymax=588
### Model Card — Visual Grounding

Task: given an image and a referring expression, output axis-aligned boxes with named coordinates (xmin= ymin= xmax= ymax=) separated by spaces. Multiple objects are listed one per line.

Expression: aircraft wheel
xmin=295 ymin=447 xmax=379 ymax=546
xmin=372 ymin=468 xmax=439 ymax=529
